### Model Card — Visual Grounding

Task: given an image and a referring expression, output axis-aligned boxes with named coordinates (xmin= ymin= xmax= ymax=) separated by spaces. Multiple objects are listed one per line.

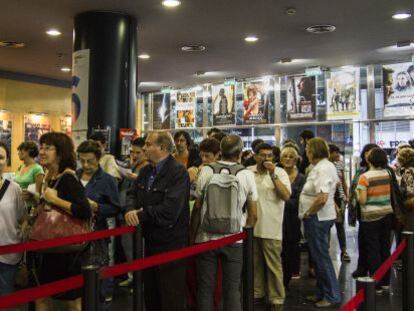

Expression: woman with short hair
xmin=357 ymin=147 xmax=393 ymax=293
xmin=299 ymin=137 xmax=341 ymax=308
xmin=0 ymin=142 xmax=26 ymax=296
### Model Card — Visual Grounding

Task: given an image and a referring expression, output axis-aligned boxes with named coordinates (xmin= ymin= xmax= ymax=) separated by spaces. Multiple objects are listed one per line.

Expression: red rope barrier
xmin=340 ymin=289 xmax=365 ymax=311
xmin=373 ymin=239 xmax=407 ymax=282
xmin=102 ymin=232 xmax=247 ymax=279
xmin=0 ymin=275 xmax=84 ymax=310
xmin=0 ymin=226 xmax=136 ymax=255
xmin=0 ymin=232 xmax=246 ymax=309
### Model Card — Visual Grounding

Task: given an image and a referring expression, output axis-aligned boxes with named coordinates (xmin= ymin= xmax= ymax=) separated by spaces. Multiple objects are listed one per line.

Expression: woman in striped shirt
xmin=357 ymin=147 xmax=393 ymax=293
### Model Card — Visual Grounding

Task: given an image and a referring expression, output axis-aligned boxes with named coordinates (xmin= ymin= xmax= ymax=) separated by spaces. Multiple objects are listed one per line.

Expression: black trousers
xmin=143 ymin=259 xmax=187 ymax=311
xmin=282 ymin=239 xmax=301 ymax=287
xmin=359 ymin=214 xmax=393 ymax=287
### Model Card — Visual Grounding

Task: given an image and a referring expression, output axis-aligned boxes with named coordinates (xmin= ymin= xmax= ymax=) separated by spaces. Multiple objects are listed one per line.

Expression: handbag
xmin=29 ymin=170 xmax=91 ymax=253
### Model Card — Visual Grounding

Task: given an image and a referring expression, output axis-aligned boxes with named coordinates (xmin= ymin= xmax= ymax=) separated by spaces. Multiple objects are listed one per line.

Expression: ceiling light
xmin=181 ymin=45 xmax=206 ymax=52
xmin=162 ymin=0 xmax=181 ymax=7
xmin=46 ymin=29 xmax=61 ymax=36
xmin=245 ymin=36 xmax=258 ymax=43
xmin=392 ymin=12 xmax=412 ymax=20
xmin=61 ymin=67 xmax=71 ymax=72
xmin=306 ymin=24 xmax=336 ymax=34
xmin=138 ymin=54 xmax=151 ymax=59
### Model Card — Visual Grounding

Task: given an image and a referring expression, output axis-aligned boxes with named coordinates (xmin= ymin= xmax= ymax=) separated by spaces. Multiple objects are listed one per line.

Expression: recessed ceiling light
xmin=181 ymin=45 xmax=206 ymax=52
xmin=162 ymin=0 xmax=181 ymax=7
xmin=46 ymin=29 xmax=61 ymax=36
xmin=138 ymin=54 xmax=151 ymax=59
xmin=0 ymin=41 xmax=25 ymax=48
xmin=245 ymin=36 xmax=258 ymax=43
xmin=61 ymin=67 xmax=71 ymax=72
xmin=392 ymin=12 xmax=412 ymax=20
xmin=306 ymin=24 xmax=336 ymax=34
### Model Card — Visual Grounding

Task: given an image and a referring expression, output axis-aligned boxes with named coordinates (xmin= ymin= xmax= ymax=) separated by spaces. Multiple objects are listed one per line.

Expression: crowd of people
xmin=0 ymin=128 xmax=414 ymax=311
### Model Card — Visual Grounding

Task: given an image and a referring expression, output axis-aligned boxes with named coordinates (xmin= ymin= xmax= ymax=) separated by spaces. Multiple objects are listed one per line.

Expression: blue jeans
xmin=0 ymin=261 xmax=18 ymax=297
xmin=304 ymin=216 xmax=341 ymax=304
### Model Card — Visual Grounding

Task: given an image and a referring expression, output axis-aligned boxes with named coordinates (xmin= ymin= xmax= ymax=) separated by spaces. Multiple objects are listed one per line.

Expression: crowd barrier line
xmin=340 ymin=238 xmax=408 ymax=311
xmin=0 ymin=226 xmax=136 ymax=255
xmin=0 ymin=231 xmax=246 ymax=310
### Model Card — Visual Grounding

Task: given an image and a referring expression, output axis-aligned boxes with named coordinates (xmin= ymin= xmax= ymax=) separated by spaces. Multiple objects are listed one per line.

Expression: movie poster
xmin=24 ymin=114 xmax=51 ymax=144
xmin=71 ymin=49 xmax=90 ymax=146
xmin=175 ymin=91 xmax=196 ymax=128
xmin=91 ymin=127 xmax=111 ymax=152
xmin=119 ymin=128 xmax=138 ymax=158
xmin=152 ymin=93 xmax=171 ymax=130
xmin=383 ymin=62 xmax=414 ymax=117
xmin=0 ymin=111 xmax=12 ymax=165
xmin=212 ymin=84 xmax=235 ymax=126
xmin=286 ymin=76 xmax=316 ymax=121
xmin=60 ymin=116 xmax=72 ymax=136
xmin=240 ymin=81 xmax=268 ymax=125
xmin=326 ymin=69 xmax=360 ymax=120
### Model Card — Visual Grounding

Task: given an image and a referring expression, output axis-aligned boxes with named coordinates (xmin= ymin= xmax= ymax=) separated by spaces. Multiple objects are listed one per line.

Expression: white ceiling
xmin=0 ymin=0 xmax=413 ymax=92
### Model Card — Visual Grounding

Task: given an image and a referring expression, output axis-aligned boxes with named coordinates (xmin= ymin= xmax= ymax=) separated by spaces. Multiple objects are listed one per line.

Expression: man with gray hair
xmin=125 ymin=131 xmax=190 ymax=311
xmin=191 ymin=134 xmax=258 ymax=311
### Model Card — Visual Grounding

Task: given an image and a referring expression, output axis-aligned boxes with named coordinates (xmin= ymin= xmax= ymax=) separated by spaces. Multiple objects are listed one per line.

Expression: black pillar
xmin=73 ymin=11 xmax=137 ymax=155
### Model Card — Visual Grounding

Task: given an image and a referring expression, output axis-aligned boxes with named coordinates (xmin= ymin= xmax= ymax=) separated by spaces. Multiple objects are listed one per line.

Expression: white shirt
xmin=195 ymin=161 xmax=258 ymax=243
xmin=248 ymin=165 xmax=291 ymax=240
xmin=0 ymin=180 xmax=27 ymax=265
xmin=299 ymin=158 xmax=338 ymax=221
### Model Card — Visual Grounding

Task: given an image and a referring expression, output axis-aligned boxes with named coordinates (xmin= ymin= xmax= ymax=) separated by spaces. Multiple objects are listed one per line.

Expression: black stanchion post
xmin=82 ymin=265 xmax=99 ymax=311
xmin=402 ymin=231 xmax=414 ymax=311
xmin=356 ymin=277 xmax=376 ymax=311
xmin=133 ymin=225 xmax=144 ymax=311
xmin=243 ymin=226 xmax=254 ymax=311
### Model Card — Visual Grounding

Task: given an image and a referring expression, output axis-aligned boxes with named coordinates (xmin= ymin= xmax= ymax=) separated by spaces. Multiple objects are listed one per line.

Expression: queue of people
xmin=0 ymin=128 xmax=414 ymax=311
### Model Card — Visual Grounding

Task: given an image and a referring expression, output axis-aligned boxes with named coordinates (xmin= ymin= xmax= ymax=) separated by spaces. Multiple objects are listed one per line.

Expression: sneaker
xmin=291 ymin=273 xmax=301 ymax=280
xmin=375 ymin=288 xmax=384 ymax=295
xmin=105 ymin=295 xmax=113 ymax=303
xmin=315 ymin=299 xmax=337 ymax=308
xmin=381 ymin=285 xmax=390 ymax=291
xmin=341 ymin=252 xmax=351 ymax=262
xmin=118 ymin=278 xmax=132 ymax=287
xmin=306 ymin=295 xmax=321 ymax=303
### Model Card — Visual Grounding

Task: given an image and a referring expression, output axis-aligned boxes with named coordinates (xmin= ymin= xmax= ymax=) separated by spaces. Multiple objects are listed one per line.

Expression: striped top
xmin=357 ymin=169 xmax=393 ymax=222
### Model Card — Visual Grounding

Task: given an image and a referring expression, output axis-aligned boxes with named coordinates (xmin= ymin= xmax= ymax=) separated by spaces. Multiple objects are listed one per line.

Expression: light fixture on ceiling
xmin=138 ymin=54 xmax=151 ymax=59
xmin=392 ymin=12 xmax=412 ymax=20
xmin=46 ymin=29 xmax=61 ymax=37
xmin=181 ymin=44 xmax=206 ymax=52
xmin=286 ymin=7 xmax=297 ymax=16
xmin=245 ymin=36 xmax=258 ymax=43
xmin=397 ymin=40 xmax=413 ymax=47
xmin=0 ymin=41 xmax=25 ymax=48
xmin=61 ymin=67 xmax=71 ymax=72
xmin=306 ymin=24 xmax=336 ymax=34
xmin=279 ymin=58 xmax=292 ymax=63
xmin=162 ymin=0 xmax=181 ymax=8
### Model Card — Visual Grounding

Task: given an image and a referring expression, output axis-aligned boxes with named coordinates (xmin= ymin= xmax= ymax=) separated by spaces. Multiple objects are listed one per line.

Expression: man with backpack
xmin=191 ymin=134 xmax=258 ymax=311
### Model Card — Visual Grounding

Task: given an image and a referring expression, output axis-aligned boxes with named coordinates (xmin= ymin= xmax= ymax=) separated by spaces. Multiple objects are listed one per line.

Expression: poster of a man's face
xmin=383 ymin=62 xmax=414 ymax=117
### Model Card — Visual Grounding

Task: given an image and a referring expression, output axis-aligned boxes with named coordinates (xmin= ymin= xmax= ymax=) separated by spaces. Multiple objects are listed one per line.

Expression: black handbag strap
xmin=0 ymin=179 xmax=10 ymax=202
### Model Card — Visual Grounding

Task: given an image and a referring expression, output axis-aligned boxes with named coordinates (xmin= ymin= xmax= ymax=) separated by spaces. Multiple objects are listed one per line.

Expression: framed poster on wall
xmin=152 ymin=93 xmax=171 ymax=130
xmin=24 ymin=114 xmax=51 ymax=144
xmin=212 ymin=84 xmax=235 ymax=126
xmin=326 ymin=69 xmax=360 ymax=120
xmin=237 ymin=80 xmax=269 ymax=125
xmin=60 ymin=116 xmax=72 ymax=136
xmin=383 ymin=62 xmax=414 ymax=117
xmin=286 ymin=76 xmax=316 ymax=121
xmin=0 ymin=111 xmax=12 ymax=165
xmin=175 ymin=91 xmax=196 ymax=128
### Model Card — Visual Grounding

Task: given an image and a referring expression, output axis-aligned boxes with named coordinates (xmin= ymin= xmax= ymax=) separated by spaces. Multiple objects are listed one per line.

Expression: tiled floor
xmin=14 ymin=224 xmax=403 ymax=310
